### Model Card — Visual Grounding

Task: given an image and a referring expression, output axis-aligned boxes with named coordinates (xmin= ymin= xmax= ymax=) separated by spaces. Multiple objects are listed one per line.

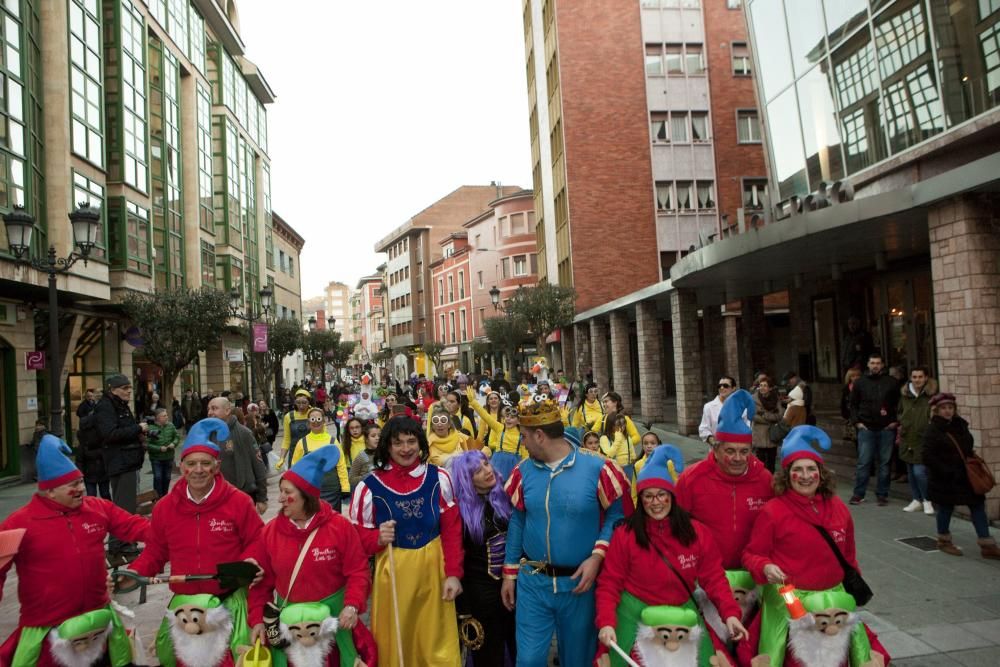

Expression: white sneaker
xmin=903 ymin=500 xmax=922 ymax=512
xmin=923 ymin=501 xmax=935 ymax=515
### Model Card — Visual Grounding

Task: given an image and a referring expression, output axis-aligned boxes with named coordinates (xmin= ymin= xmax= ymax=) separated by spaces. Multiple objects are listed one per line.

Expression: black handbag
xmin=768 ymin=420 xmax=791 ymax=444
xmin=813 ymin=525 xmax=873 ymax=606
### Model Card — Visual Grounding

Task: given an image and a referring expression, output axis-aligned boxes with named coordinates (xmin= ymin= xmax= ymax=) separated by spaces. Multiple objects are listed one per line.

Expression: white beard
xmin=635 ymin=624 xmax=702 ymax=667
xmin=167 ymin=606 xmax=233 ymax=667
xmin=694 ymin=589 xmax=759 ymax=644
xmin=47 ymin=625 xmax=111 ymax=667
xmin=280 ymin=618 xmax=339 ymax=667
xmin=787 ymin=613 xmax=859 ymax=667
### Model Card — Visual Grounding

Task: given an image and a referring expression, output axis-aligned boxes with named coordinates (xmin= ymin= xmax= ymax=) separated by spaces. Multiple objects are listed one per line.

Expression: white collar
xmin=186 ymin=479 xmax=216 ymax=504
xmin=384 ymin=462 xmax=427 ymax=478
xmin=291 ymin=513 xmax=316 ymax=530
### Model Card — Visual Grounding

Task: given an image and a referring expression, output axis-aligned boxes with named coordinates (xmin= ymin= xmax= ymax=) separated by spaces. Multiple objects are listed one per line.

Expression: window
xmin=513 ymin=255 xmax=528 ymax=276
xmin=645 ymin=44 xmax=664 ymax=76
xmin=200 ymin=239 xmax=215 ymax=286
xmin=501 ymin=257 xmax=510 ymax=278
xmin=727 ymin=0 xmax=741 ymax=7
xmin=288 ymin=257 xmax=294 ymax=278
xmin=278 ymin=249 xmax=286 ymax=272
xmin=438 ymin=278 xmax=444 ymax=304
xmin=664 ymin=44 xmax=683 ymax=74
xmin=676 ymin=181 xmax=693 ymax=210
xmin=479 ymin=308 xmax=486 ymax=330
xmin=691 ymin=112 xmax=709 ymax=142
xmin=651 ymin=112 xmax=669 ymax=142
xmin=655 ymin=181 xmax=672 ymax=211
xmin=682 ymin=0 xmax=700 ymax=6
xmin=477 ymin=271 xmax=484 ymax=289
xmin=732 ymin=42 xmax=751 ymax=76
xmin=696 ymin=182 xmax=715 ymax=209
xmin=447 ymin=275 xmax=454 ymax=302
xmin=670 ymin=114 xmax=688 ymax=142
xmin=460 ymin=310 xmax=467 ymax=340
xmin=737 ymin=110 xmax=761 ymax=143
xmin=197 ymin=83 xmax=213 ymax=234
xmin=743 ymin=179 xmax=769 ymax=210
xmin=685 ymin=45 xmax=705 ymax=75
xmin=439 ymin=315 xmax=446 ymax=342
xmin=189 ymin=7 xmax=206 ymax=73
xmin=69 ymin=0 xmax=104 ymax=166
xmin=449 ymin=312 xmax=457 ymax=343
xmin=118 ymin=0 xmax=147 ymax=190
xmin=458 ymin=270 xmax=465 ymax=298
xmin=73 ymin=172 xmax=107 ymax=260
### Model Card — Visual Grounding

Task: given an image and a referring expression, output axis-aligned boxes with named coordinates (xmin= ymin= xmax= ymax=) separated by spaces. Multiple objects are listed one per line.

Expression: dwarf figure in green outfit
xmin=47 ymin=609 xmax=120 ymax=667
xmin=166 ymin=594 xmax=234 ymax=667
xmin=787 ymin=591 xmax=884 ymax=667
xmin=279 ymin=602 xmax=341 ymax=667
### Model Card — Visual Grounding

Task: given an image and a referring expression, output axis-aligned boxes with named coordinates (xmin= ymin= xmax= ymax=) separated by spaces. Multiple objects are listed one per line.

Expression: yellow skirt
xmin=372 ymin=535 xmax=461 ymax=667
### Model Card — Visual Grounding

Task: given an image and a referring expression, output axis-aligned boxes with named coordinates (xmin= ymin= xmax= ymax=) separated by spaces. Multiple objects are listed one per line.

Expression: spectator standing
xmin=146 ymin=408 xmax=179 ymax=499
xmin=76 ymin=388 xmax=110 ymax=500
xmin=897 ymin=366 xmax=936 ymax=514
xmin=76 ymin=388 xmax=98 ymax=419
xmin=849 ymin=353 xmax=900 ymax=506
xmin=840 ymin=315 xmax=874 ymax=374
xmin=207 ymin=396 xmax=269 ymax=515
xmin=923 ymin=393 xmax=1000 ymax=559
xmin=782 ymin=385 xmax=808 ymax=429
xmin=698 ymin=376 xmax=742 ymax=445
xmin=258 ymin=399 xmax=279 ymax=453
xmin=752 ymin=376 xmax=782 ymax=472
xmin=840 ymin=367 xmax=863 ymax=443
xmin=180 ymin=388 xmax=201 ymax=428
xmin=782 ymin=371 xmax=815 ymax=425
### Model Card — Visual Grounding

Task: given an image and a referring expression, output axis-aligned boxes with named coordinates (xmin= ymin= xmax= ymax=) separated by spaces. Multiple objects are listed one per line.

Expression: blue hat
xmin=37 ymin=434 xmax=82 ymax=490
xmin=283 ymin=445 xmax=341 ymax=497
xmin=564 ymin=426 xmax=583 ymax=449
xmin=181 ymin=418 xmax=229 ymax=459
xmin=716 ymin=389 xmax=755 ymax=444
xmin=780 ymin=425 xmax=832 ymax=467
xmin=636 ymin=445 xmax=685 ymax=494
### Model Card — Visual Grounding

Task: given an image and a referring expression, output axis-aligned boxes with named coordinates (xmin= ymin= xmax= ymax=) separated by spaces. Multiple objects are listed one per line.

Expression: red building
xmin=429 ymin=233 xmax=473 ymax=375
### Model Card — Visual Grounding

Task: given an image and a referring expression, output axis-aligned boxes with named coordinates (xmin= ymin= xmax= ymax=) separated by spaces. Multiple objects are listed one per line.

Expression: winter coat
xmin=897 ymin=379 xmax=937 ymax=464
xmin=923 ymin=415 xmax=983 ymax=506
xmin=146 ymin=422 xmax=179 ymax=461
xmin=752 ymin=389 xmax=781 ymax=449
xmin=93 ymin=391 xmax=145 ymax=478
xmin=673 ymin=452 xmax=774 ymax=569
xmin=218 ymin=415 xmax=269 ymax=503
xmin=849 ymin=372 xmax=900 ymax=430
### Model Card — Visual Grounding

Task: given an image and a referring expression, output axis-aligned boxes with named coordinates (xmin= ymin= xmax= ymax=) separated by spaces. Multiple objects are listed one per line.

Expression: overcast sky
xmin=237 ymin=0 xmax=532 ymax=300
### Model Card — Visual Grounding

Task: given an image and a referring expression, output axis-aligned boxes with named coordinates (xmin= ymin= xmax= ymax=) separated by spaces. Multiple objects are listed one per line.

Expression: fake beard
xmin=787 ymin=613 xmax=859 ymax=667
xmin=48 ymin=624 xmax=111 ymax=667
xmin=694 ymin=588 xmax=759 ymax=643
xmin=635 ymin=624 xmax=702 ymax=667
xmin=280 ymin=618 xmax=339 ymax=667
xmin=167 ymin=606 xmax=233 ymax=667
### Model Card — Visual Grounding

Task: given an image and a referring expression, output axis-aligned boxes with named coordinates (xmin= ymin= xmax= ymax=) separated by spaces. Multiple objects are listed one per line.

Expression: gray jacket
xmin=218 ymin=415 xmax=268 ymax=503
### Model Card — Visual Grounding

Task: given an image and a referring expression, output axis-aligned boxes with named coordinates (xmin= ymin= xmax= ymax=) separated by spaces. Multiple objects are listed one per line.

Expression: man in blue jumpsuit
xmin=500 ymin=398 xmax=630 ymax=666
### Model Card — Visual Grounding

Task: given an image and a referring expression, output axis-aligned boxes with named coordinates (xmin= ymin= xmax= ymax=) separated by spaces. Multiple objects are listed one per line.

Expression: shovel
xmin=112 ymin=561 xmax=260 ymax=594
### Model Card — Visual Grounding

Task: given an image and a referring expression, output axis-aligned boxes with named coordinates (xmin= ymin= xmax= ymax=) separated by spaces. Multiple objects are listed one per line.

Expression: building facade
xmin=323 ymin=280 xmax=353 ymax=340
xmin=430 ymin=233 xmax=473 ymax=374
xmin=352 ymin=273 xmax=386 ymax=375
xmin=0 ymin=0 xmax=279 ymax=477
xmin=271 ymin=211 xmax=304 ymax=391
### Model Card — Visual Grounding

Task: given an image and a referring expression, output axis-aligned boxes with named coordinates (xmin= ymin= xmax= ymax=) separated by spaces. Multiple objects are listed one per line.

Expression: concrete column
xmin=671 ymin=290 xmax=704 ymax=436
xmin=741 ymin=295 xmax=772 ymax=385
xmin=574 ymin=322 xmax=591 ymax=381
xmin=702 ymin=304 xmax=726 ymax=388
xmin=610 ymin=311 xmax=634 ymax=411
xmin=561 ymin=326 xmax=577 ymax=381
xmin=590 ymin=318 xmax=610 ymax=391
xmin=929 ymin=195 xmax=1000 ymax=518
xmin=636 ymin=300 xmax=665 ymax=421
xmin=724 ymin=315 xmax=740 ymax=384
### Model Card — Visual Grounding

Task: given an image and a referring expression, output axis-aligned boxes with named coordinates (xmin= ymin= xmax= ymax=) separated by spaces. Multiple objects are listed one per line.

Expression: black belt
xmin=521 ymin=557 xmax=578 ymax=578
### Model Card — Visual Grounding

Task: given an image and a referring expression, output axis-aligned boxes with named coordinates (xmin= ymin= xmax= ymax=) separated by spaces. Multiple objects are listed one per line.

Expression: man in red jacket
xmin=0 ymin=435 xmax=149 ymax=666
xmin=125 ymin=417 xmax=264 ymax=667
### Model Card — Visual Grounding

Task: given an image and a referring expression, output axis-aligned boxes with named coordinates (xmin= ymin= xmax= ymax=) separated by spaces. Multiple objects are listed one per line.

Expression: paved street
xmin=2 ymin=427 xmax=999 ymax=665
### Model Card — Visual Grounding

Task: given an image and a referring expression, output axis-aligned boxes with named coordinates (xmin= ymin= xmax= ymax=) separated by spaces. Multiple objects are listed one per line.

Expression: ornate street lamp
xmin=308 ymin=316 xmax=317 ymax=332
xmin=327 ymin=316 xmax=336 ymax=330
xmin=229 ymin=286 xmax=275 ymax=401
xmin=489 ymin=285 xmax=501 ymax=310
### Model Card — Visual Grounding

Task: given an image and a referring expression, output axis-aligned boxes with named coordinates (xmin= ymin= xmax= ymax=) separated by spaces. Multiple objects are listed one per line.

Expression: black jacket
xmin=94 ymin=392 xmax=145 ymax=477
xmin=849 ymin=372 xmax=900 ymax=430
xmin=923 ymin=415 xmax=982 ymax=507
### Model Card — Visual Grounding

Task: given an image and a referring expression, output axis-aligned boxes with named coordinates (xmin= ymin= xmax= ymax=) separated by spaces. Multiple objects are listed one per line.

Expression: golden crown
xmin=517 ymin=395 xmax=562 ymax=427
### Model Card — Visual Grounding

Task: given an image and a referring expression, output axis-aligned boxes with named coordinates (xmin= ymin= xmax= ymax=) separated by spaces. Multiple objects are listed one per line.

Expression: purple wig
xmin=451 ymin=450 xmax=513 ymax=545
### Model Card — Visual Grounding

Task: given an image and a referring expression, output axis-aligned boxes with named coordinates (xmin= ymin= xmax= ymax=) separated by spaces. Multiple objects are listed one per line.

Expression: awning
xmin=545 ymin=330 xmax=561 ymax=344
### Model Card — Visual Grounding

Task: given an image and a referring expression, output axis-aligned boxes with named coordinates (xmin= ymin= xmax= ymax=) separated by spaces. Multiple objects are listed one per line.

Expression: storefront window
xmin=766 ymin=86 xmax=809 ymax=198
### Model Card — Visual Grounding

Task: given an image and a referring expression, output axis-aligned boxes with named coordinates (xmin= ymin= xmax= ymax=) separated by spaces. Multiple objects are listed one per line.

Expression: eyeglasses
xmin=718 ymin=383 xmax=733 ymax=389
xmin=430 ymin=416 xmax=451 ymax=425
xmin=308 ymin=416 xmax=325 ymax=423
xmin=642 ymin=491 xmax=671 ymax=503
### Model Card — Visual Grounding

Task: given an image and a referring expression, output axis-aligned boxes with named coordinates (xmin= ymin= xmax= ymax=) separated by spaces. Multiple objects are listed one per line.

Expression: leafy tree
xmin=483 ymin=315 xmax=531 ymax=374
xmin=506 ymin=281 xmax=577 ymax=354
xmin=329 ymin=340 xmax=357 ymax=380
xmin=471 ymin=339 xmax=491 ymax=371
xmin=302 ymin=329 xmax=342 ymax=381
xmin=421 ymin=341 xmax=445 ymax=378
xmin=240 ymin=318 xmax=302 ymax=402
xmin=121 ymin=288 xmax=231 ymax=406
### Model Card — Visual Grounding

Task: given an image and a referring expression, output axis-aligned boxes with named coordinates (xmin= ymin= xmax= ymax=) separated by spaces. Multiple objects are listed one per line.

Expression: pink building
xmin=429 ymin=233 xmax=473 ymax=374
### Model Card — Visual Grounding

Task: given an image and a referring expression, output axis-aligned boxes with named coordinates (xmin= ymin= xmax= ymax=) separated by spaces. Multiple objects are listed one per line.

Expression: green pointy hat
xmin=168 ymin=593 xmax=221 ymax=611
xmin=802 ymin=590 xmax=856 ymax=613
xmin=726 ymin=569 xmax=757 ymax=592
xmin=640 ymin=605 xmax=699 ymax=628
xmin=279 ymin=602 xmax=332 ymax=626
xmin=56 ymin=609 xmax=113 ymax=640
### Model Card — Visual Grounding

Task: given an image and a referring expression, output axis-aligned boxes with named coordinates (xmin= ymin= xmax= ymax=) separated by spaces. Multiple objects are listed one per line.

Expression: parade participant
xmin=125 ymin=418 xmax=265 ymax=667
xmin=472 ymin=390 xmax=504 ymax=447
xmin=248 ymin=446 xmax=376 ymax=666
xmin=599 ymin=413 xmax=640 ymax=476
xmin=631 ymin=432 xmax=661 ymax=501
xmin=348 ymin=416 xmax=464 ymax=666
xmin=279 ymin=390 xmax=314 ymax=466
xmin=341 ymin=417 xmax=366 ymax=463
xmin=582 ymin=431 xmax=603 ymax=455
xmin=452 ymin=451 xmax=517 ymax=666
xmin=439 ymin=389 xmax=477 ymax=437
xmin=377 ymin=393 xmax=417 ymax=427
xmin=596 ymin=446 xmax=746 ymax=666
xmin=675 ymin=390 xmax=773 ymax=570
xmin=501 ymin=397 xmax=630 ymax=667
xmin=0 ymin=435 xmax=150 ymax=667
xmin=348 ymin=424 xmax=381 ymax=491
xmin=742 ymin=426 xmax=890 ymax=667
xmin=427 ymin=404 xmax=474 ymax=468
xmin=572 ymin=382 xmax=605 ymax=431
xmin=594 ymin=392 xmax=642 ymax=474
xmin=288 ymin=408 xmax=350 ymax=508
xmin=467 ymin=387 xmax=524 ymax=479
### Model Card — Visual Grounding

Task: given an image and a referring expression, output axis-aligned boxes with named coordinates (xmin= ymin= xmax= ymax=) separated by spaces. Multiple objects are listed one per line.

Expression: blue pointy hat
xmin=635 ymin=444 xmax=685 ymax=493
xmin=715 ymin=389 xmax=755 ymax=444
xmin=780 ymin=425 xmax=832 ymax=468
xmin=37 ymin=434 xmax=83 ymax=490
xmin=284 ymin=445 xmax=340 ymax=498
xmin=181 ymin=417 xmax=229 ymax=459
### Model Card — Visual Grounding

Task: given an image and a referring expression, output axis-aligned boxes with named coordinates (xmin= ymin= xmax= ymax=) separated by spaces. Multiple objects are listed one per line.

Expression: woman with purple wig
xmin=451 ymin=450 xmax=517 ymax=666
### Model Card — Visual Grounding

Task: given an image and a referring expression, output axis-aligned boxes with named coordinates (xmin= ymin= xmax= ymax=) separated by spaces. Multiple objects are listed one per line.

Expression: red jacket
xmin=0 ymin=495 xmax=149 ymax=629
xmin=130 ymin=474 xmax=264 ymax=595
xmin=596 ymin=519 xmax=741 ymax=630
xmin=673 ymin=453 xmax=773 ymax=569
xmin=742 ymin=492 xmax=859 ymax=591
xmin=247 ymin=502 xmax=371 ymax=626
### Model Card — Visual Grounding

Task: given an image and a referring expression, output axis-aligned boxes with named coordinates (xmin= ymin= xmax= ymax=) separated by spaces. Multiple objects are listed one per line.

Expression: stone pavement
xmin=1 ymin=426 xmax=999 ymax=665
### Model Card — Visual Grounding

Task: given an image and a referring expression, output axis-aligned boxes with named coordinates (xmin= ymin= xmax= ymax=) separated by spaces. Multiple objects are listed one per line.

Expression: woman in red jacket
xmin=742 ymin=425 xmax=890 ymax=667
xmin=596 ymin=445 xmax=747 ymax=666
xmin=248 ymin=446 xmax=375 ymax=666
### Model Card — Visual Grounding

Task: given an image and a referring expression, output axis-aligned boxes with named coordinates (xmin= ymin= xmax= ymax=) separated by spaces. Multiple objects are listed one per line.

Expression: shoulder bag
xmin=946 ymin=433 xmax=996 ymax=495
xmin=649 ymin=543 xmax=703 ymax=618
xmin=812 ymin=525 xmax=873 ymax=606
xmin=262 ymin=527 xmax=319 ymax=648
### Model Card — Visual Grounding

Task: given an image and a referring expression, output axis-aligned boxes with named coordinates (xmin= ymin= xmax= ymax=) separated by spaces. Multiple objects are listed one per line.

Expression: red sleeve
xmin=741 ymin=505 xmax=777 ymax=584
xmin=504 ymin=466 xmax=525 ymax=511
xmin=336 ymin=517 xmax=372 ymax=612
xmin=695 ymin=526 xmax=742 ymax=621
xmin=247 ymin=531 xmax=275 ymax=627
xmin=103 ymin=500 xmax=151 ymax=545
xmin=129 ymin=505 xmax=170 ymax=577
xmin=594 ymin=526 xmax=630 ymax=629
xmin=439 ymin=506 xmax=464 ymax=579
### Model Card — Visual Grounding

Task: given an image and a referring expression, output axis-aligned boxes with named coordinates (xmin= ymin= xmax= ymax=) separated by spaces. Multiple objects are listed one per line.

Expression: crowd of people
xmin=0 ymin=357 xmax=996 ymax=667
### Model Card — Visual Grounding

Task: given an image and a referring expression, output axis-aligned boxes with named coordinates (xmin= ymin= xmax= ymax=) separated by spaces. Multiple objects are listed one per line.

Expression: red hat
xmin=929 ymin=392 xmax=956 ymax=409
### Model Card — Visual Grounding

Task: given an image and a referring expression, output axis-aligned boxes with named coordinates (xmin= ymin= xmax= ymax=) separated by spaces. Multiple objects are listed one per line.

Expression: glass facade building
xmin=747 ymin=0 xmax=1000 ymax=199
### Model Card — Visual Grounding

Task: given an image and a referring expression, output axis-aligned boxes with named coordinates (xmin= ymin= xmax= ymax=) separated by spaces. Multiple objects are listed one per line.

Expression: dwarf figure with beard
xmin=0 ymin=436 xmax=149 ymax=666
xmin=634 ymin=606 xmax=715 ymax=667
xmin=166 ymin=594 xmax=234 ymax=667
xmin=697 ymin=569 xmax=760 ymax=664
xmin=786 ymin=591 xmax=884 ymax=667
xmin=278 ymin=602 xmax=345 ymax=667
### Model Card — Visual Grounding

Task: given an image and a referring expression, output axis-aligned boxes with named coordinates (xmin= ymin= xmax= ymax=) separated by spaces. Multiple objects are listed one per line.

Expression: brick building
xmin=430 ymin=233 xmax=473 ymax=375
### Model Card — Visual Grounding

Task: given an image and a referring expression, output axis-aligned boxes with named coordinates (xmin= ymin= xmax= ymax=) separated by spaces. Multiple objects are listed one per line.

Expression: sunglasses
xmin=718 ymin=383 xmax=733 ymax=389
xmin=431 ymin=416 xmax=451 ymax=425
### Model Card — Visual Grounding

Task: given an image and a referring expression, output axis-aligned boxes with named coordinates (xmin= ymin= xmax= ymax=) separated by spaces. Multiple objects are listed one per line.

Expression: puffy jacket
xmin=897 ymin=378 xmax=937 ymax=464
xmin=923 ymin=415 xmax=982 ymax=506
xmin=673 ymin=452 xmax=774 ymax=569
xmin=130 ymin=474 xmax=263 ymax=596
xmin=94 ymin=391 xmax=144 ymax=477
xmin=849 ymin=372 xmax=900 ymax=430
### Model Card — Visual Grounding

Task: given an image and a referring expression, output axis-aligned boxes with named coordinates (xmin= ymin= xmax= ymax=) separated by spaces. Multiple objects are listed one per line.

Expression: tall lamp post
xmin=3 ymin=203 xmax=102 ymax=437
xmin=229 ymin=285 xmax=273 ymax=401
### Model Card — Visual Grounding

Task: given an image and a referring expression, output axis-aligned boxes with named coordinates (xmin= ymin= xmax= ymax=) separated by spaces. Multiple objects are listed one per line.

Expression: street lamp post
xmin=3 ymin=203 xmax=102 ymax=437
xmin=229 ymin=285 xmax=273 ymax=401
